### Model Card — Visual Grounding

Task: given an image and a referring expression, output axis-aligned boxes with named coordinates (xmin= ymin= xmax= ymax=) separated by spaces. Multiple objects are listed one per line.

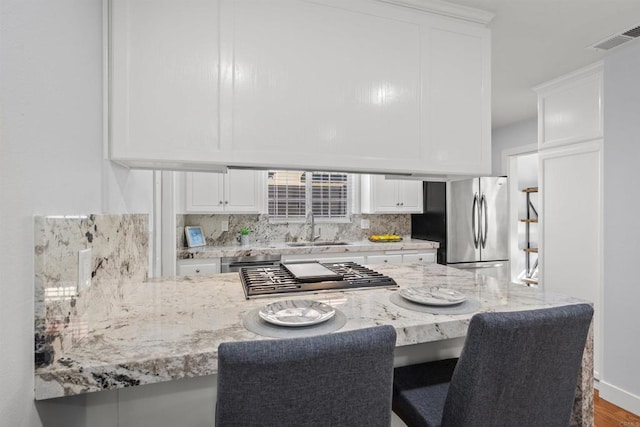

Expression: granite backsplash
xmin=34 ymin=214 xmax=149 ymax=369
xmin=177 ymin=214 xmax=411 ymax=248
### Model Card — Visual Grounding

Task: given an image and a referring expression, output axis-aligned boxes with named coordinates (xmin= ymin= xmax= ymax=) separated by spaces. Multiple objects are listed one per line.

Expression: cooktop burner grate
xmin=239 ymin=261 xmax=398 ymax=299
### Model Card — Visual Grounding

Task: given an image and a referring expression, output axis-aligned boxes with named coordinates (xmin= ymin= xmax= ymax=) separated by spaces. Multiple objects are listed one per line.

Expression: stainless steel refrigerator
xmin=411 ymin=177 xmax=509 ymax=280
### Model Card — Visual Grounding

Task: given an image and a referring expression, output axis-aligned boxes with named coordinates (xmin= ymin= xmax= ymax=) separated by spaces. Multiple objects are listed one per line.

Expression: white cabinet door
xmin=423 ymin=21 xmax=491 ymax=175
xmin=220 ymin=0 xmax=423 ymax=173
xmin=367 ymin=175 xmax=401 ymax=213
xmin=110 ymin=0 xmax=224 ymax=167
xmin=361 ymin=175 xmax=423 ymax=213
xmin=185 ymin=170 xmax=265 ymax=213
xmin=397 ymin=181 xmax=424 ymax=213
xmin=539 ymin=140 xmax=602 ymax=375
xmin=176 ymin=259 xmax=221 ymax=276
xmin=224 ymin=170 xmax=266 ymax=213
xmin=185 ymin=172 xmax=224 ymax=213
xmin=403 ymin=252 xmax=436 ymax=264
xmin=366 ymin=254 xmax=403 ymax=265
xmin=535 ymin=63 xmax=603 ymax=150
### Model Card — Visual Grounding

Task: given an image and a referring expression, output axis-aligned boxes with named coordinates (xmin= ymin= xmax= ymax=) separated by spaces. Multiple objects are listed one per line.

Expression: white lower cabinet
xmin=402 ymin=252 xmax=437 ymax=265
xmin=282 ymin=250 xmax=437 ymax=267
xmin=177 ymin=249 xmax=436 ymax=277
xmin=366 ymin=254 xmax=403 ymax=265
xmin=176 ymin=259 xmax=220 ymax=276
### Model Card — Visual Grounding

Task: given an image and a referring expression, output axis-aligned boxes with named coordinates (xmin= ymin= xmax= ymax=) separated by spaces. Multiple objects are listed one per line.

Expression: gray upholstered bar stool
xmin=393 ymin=304 xmax=593 ymax=427
xmin=215 ymin=325 xmax=397 ymax=427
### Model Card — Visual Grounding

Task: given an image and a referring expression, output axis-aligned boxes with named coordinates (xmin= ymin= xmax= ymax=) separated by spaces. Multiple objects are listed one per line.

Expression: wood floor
xmin=595 ymin=389 xmax=640 ymax=427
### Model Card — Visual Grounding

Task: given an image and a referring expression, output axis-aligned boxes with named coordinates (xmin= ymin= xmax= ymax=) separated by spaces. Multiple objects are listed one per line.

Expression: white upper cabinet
xmin=183 ymin=170 xmax=266 ymax=213
xmin=534 ymin=62 xmax=603 ymax=150
xmin=109 ymin=0 xmax=492 ymax=175
xmin=220 ymin=0 xmax=422 ymax=173
xmin=361 ymin=175 xmax=423 ymax=214
xmin=424 ymin=21 xmax=491 ymax=174
xmin=110 ymin=0 xmax=226 ymax=169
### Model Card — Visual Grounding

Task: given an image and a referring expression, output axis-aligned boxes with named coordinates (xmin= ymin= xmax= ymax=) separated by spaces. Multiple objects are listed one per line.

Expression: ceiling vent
xmin=590 ymin=25 xmax=640 ymax=51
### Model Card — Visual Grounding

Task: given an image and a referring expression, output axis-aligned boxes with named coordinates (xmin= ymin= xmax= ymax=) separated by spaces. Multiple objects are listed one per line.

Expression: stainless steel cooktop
xmin=239 ymin=261 xmax=398 ymax=299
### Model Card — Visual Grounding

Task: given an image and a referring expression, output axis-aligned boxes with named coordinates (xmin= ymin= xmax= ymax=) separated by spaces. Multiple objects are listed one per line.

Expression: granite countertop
xmin=34 ymin=263 xmax=586 ymax=400
xmin=177 ymin=238 xmax=439 ymax=259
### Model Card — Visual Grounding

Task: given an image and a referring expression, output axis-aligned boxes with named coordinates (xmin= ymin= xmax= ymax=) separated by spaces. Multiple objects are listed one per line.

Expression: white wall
xmin=0 ymin=1 xmax=153 ymax=425
xmin=491 ymin=117 xmax=537 ymax=176
xmin=601 ymin=40 xmax=640 ymax=409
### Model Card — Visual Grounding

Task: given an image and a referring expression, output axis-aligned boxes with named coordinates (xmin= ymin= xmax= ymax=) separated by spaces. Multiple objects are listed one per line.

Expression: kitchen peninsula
xmin=34 ymin=262 xmax=593 ymax=425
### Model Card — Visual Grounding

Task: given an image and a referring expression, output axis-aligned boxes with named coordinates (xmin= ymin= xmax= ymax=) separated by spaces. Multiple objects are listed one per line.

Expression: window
xmin=268 ymin=171 xmax=351 ymax=221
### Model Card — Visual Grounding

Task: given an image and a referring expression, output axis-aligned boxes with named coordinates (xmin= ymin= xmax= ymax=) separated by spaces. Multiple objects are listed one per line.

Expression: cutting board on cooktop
xmin=282 ymin=262 xmax=343 ymax=282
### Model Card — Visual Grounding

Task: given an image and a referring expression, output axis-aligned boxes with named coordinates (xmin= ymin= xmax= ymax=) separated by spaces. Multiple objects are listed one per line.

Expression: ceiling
xmin=444 ymin=0 xmax=640 ymax=129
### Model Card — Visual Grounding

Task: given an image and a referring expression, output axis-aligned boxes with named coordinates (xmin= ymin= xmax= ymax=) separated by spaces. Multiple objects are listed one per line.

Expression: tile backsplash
xmin=177 ymin=214 xmax=410 ymax=248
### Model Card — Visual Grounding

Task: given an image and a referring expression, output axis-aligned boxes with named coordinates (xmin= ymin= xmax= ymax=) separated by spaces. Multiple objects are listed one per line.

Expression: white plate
xmin=399 ymin=287 xmax=467 ymax=306
xmin=258 ymin=300 xmax=336 ymax=327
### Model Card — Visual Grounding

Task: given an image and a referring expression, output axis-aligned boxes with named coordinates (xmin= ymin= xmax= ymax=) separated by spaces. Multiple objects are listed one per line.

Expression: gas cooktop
xmin=239 ymin=261 xmax=398 ymax=299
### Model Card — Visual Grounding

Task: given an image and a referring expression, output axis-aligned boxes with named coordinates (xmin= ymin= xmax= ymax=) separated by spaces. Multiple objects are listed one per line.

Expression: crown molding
xmin=375 ymin=0 xmax=495 ymax=25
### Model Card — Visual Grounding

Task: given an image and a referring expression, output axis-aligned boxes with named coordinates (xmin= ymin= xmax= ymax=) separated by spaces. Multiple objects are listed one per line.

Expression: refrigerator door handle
xmin=480 ymin=193 xmax=488 ymax=248
xmin=472 ymin=193 xmax=479 ymax=249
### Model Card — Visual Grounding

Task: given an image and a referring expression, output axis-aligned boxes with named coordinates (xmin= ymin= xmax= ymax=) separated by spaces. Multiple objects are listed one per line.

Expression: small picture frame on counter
xmin=185 ymin=226 xmax=206 ymax=248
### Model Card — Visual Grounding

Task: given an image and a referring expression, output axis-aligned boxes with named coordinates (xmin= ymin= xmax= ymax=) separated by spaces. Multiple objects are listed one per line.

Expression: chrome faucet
xmin=307 ymin=210 xmax=321 ymax=243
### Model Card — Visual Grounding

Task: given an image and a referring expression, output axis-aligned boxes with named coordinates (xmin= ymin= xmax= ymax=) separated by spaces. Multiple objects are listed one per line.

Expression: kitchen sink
xmin=286 ymin=241 xmax=351 ymax=247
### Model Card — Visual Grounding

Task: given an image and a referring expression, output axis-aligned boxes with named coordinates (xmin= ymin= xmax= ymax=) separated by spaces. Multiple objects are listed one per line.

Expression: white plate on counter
xmin=399 ymin=287 xmax=467 ymax=306
xmin=258 ymin=300 xmax=336 ymax=327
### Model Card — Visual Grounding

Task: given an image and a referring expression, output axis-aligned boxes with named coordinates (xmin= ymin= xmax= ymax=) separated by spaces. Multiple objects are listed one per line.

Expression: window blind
xmin=268 ymin=170 xmax=350 ymax=221
xmin=310 ymin=171 xmax=349 ymax=219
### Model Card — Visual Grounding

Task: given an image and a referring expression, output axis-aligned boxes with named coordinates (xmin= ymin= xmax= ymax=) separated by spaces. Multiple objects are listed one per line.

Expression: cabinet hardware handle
xmin=224 ymin=201 xmax=229 ymax=205
xmin=219 ymin=201 xmax=223 ymax=205
xmin=384 ymin=259 xmax=388 ymax=263
xmin=400 ymin=202 xmax=404 ymax=206
xmin=418 ymin=258 xmax=423 ymax=261
xmin=195 ymin=269 xmax=200 ymax=273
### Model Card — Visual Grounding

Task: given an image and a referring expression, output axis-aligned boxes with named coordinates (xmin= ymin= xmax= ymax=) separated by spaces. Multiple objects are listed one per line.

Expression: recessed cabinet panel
xmin=184 ymin=170 xmax=265 ymax=213
xmin=539 ymin=141 xmax=602 ymax=373
xmin=534 ymin=63 xmax=603 ymax=150
xmin=538 ymin=70 xmax=603 ymax=149
xmin=424 ymin=23 xmax=490 ymax=174
xmin=398 ymin=180 xmax=424 ymax=212
xmin=221 ymin=0 xmax=422 ymax=168
xmin=361 ymin=175 xmax=423 ymax=213
xmin=186 ymin=173 xmax=223 ymax=212
xmin=224 ymin=170 xmax=266 ymax=213
xmin=110 ymin=0 xmax=222 ymax=162
xmin=370 ymin=176 xmax=400 ymax=212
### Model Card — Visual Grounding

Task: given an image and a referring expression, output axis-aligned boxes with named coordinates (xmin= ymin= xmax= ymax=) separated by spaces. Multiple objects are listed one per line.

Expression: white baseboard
xmin=597 ymin=380 xmax=640 ymax=416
